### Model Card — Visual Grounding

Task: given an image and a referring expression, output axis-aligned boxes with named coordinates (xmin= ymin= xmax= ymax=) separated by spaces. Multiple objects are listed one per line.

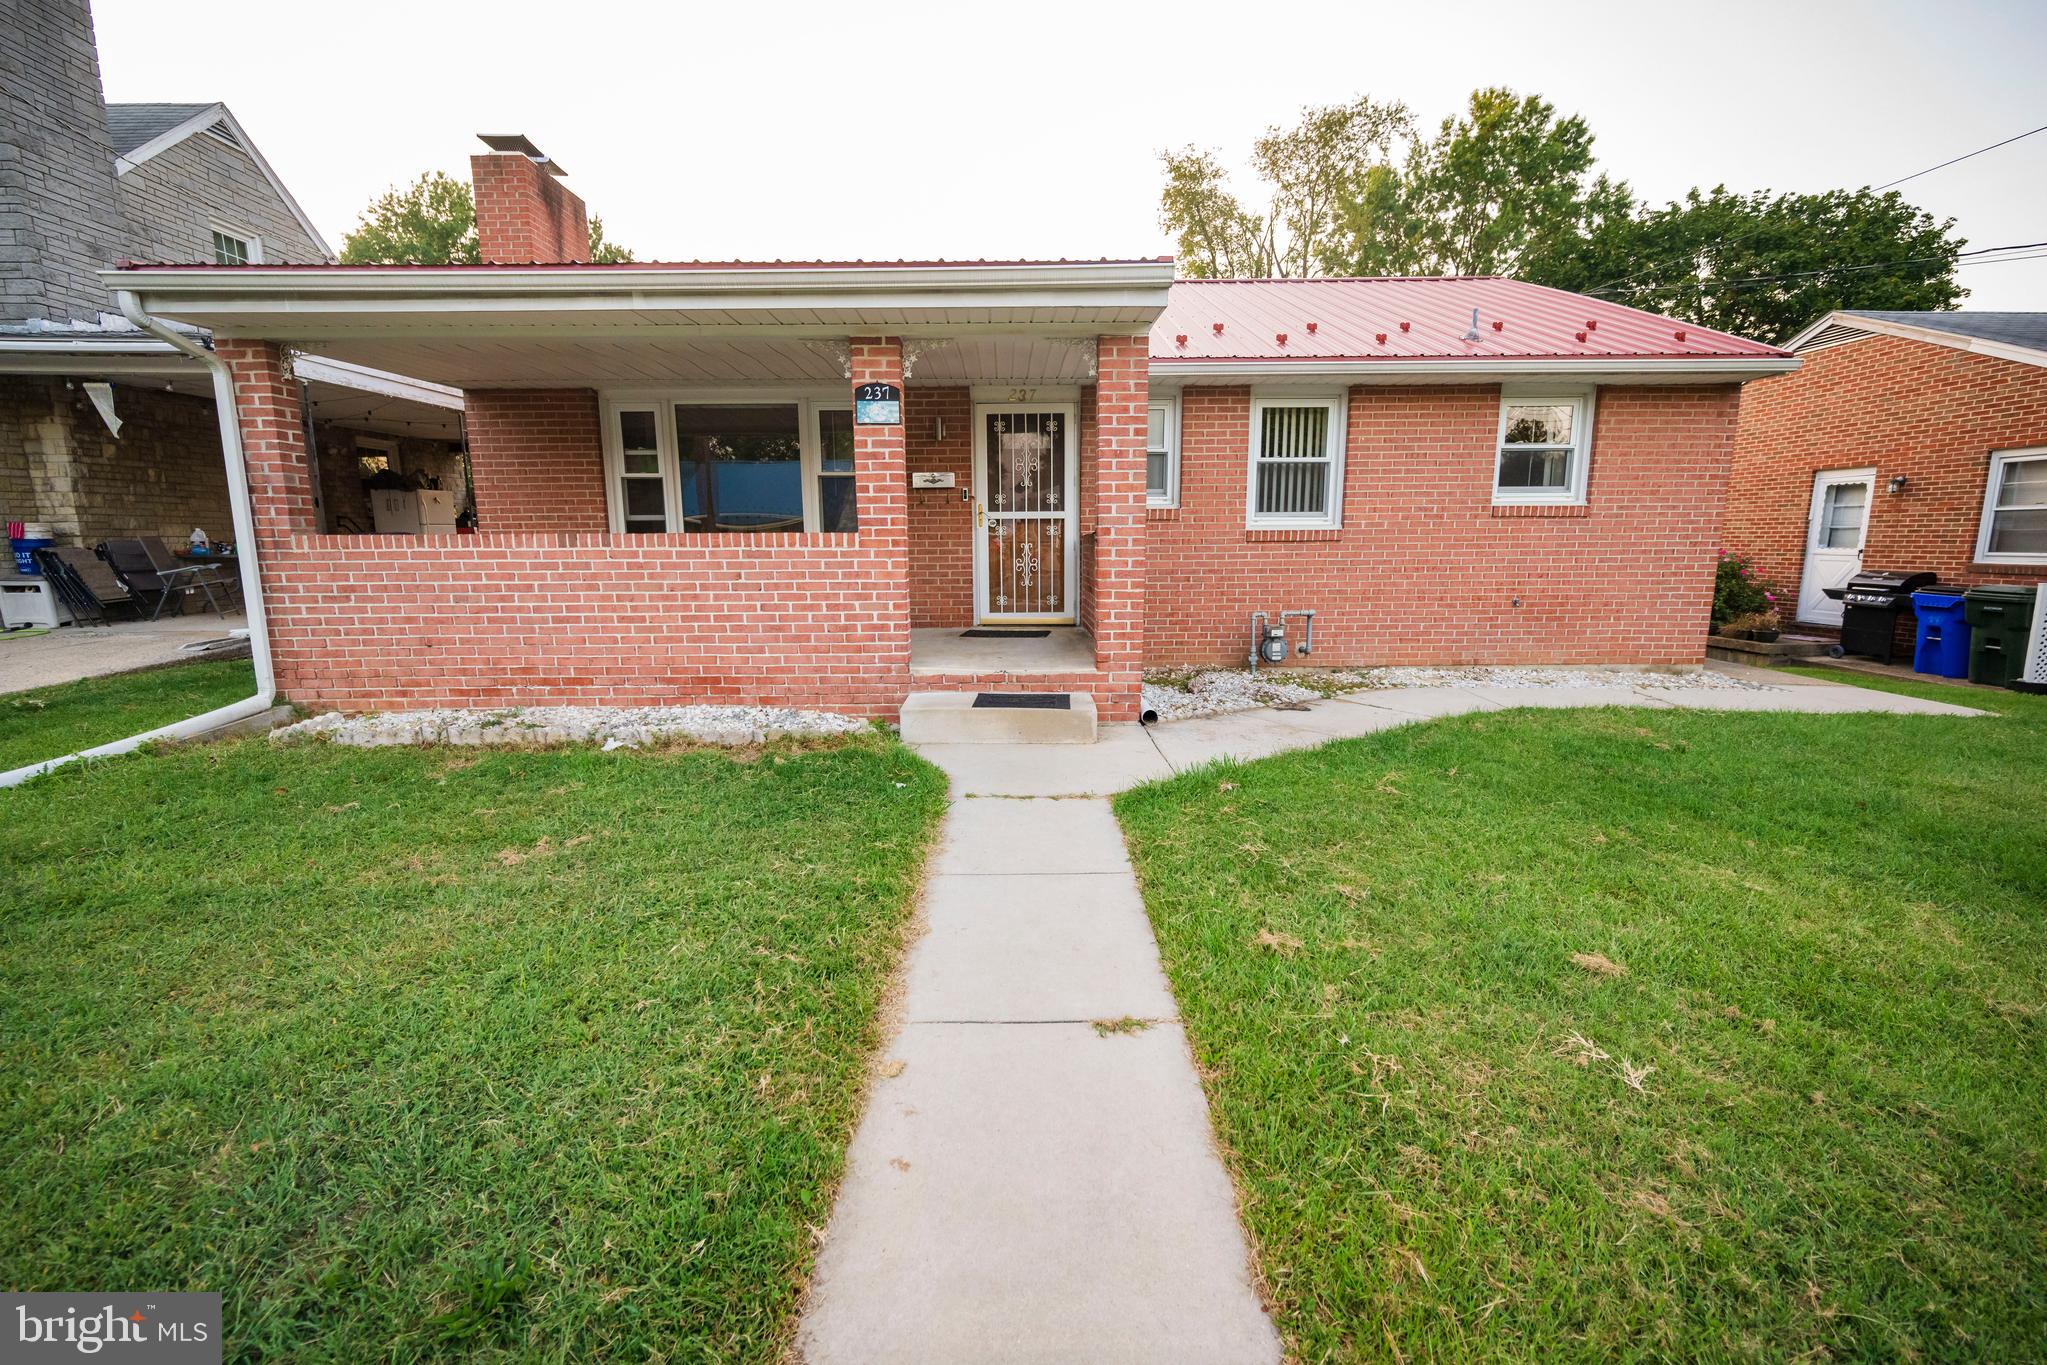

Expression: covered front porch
xmin=107 ymin=260 xmax=1172 ymax=723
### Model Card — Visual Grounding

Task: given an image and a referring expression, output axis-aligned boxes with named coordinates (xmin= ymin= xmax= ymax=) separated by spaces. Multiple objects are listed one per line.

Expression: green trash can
xmin=1963 ymin=585 xmax=2038 ymax=687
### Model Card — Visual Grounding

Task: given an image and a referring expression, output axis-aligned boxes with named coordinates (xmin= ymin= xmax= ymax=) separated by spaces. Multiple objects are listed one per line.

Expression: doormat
xmin=960 ymin=628 xmax=1050 ymax=638
xmin=972 ymin=692 xmax=1071 ymax=709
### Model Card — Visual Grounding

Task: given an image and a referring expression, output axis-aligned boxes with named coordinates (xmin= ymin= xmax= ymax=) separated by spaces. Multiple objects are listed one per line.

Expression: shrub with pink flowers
xmin=1712 ymin=551 xmax=1783 ymax=629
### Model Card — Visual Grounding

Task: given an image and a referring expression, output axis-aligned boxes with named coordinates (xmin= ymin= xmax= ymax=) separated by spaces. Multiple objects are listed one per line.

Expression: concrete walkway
xmin=797 ymin=667 xmax=1982 ymax=1363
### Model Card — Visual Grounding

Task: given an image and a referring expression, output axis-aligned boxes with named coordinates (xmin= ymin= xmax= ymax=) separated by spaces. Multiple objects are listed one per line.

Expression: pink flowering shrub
xmin=1713 ymin=551 xmax=1784 ymax=628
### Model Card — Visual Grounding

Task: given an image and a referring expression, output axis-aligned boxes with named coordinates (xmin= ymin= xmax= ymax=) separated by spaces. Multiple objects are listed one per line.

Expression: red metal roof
xmin=1152 ymin=277 xmax=1785 ymax=362
xmin=112 ymin=257 xmax=1174 ymax=272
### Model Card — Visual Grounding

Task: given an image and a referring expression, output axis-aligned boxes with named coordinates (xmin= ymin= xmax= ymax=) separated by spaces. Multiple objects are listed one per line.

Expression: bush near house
xmin=1711 ymin=550 xmax=1783 ymax=629
xmin=1117 ymin=686 xmax=2046 ymax=1360
xmin=0 ymin=734 xmax=945 ymax=1361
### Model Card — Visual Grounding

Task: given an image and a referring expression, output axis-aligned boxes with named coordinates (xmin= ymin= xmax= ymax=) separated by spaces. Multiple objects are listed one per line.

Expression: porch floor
xmin=910 ymin=627 xmax=1097 ymax=676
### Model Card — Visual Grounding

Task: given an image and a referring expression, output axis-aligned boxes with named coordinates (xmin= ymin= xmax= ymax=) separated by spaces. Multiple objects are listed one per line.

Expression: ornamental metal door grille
xmin=979 ymin=410 xmax=1072 ymax=621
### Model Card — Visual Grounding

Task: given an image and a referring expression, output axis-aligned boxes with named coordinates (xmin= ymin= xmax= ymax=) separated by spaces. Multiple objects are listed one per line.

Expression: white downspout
xmin=0 ymin=291 xmax=280 ymax=787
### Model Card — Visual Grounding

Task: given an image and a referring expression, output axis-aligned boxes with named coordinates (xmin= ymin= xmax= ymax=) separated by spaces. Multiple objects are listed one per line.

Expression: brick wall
xmin=464 ymin=390 xmax=607 ymax=534
xmin=116 ymin=132 xmax=326 ymax=265
xmin=0 ymin=375 xmax=231 ymax=543
xmin=220 ymin=336 xmax=916 ymax=717
xmin=906 ymin=385 xmax=971 ymax=626
xmin=470 ymin=153 xmax=588 ymax=264
xmin=1726 ymin=334 xmax=2047 ymax=643
xmin=1145 ymin=383 xmax=1744 ymax=667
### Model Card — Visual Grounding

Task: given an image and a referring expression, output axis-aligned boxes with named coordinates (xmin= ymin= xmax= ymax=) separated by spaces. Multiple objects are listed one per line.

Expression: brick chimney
xmin=470 ymin=134 xmax=589 ymax=264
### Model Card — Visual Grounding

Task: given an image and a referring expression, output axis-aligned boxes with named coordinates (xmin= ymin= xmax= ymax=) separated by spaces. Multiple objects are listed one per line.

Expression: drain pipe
xmin=0 ymin=292 xmax=278 ymax=788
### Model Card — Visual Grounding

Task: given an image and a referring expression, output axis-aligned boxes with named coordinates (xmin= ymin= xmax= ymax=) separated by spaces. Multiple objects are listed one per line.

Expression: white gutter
xmin=0 ymin=292 xmax=279 ymax=788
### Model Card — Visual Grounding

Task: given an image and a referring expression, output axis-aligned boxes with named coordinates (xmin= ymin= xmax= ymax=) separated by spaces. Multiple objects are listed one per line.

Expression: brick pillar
xmin=216 ymin=338 xmax=317 ymax=550
xmin=1091 ymin=335 xmax=1149 ymax=721
xmin=850 ymin=337 xmax=912 ymax=683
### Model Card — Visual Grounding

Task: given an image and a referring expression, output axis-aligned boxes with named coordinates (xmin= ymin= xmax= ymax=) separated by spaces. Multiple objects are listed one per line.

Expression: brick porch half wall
xmin=220 ymin=337 xmax=917 ymax=717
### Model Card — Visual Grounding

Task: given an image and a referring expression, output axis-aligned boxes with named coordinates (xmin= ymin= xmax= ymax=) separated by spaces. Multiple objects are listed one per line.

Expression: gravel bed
xmin=272 ymin=704 xmax=870 ymax=750
xmin=1143 ymin=665 xmax=1773 ymax=723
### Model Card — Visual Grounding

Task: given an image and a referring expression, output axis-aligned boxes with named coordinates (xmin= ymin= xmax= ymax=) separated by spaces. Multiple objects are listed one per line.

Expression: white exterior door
xmin=1797 ymin=468 xmax=1875 ymax=626
xmin=973 ymin=404 xmax=1080 ymax=624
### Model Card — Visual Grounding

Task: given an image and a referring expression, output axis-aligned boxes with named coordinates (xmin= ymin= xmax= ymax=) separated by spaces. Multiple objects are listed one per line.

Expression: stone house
xmin=0 ymin=0 xmax=463 ymax=555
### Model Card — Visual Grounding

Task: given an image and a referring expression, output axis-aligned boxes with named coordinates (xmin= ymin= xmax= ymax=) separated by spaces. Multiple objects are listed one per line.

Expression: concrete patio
xmin=0 ymin=612 xmax=248 ymax=693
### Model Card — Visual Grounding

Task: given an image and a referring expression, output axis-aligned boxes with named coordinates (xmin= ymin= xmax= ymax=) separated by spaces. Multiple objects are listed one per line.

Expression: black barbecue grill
xmin=1823 ymin=570 xmax=1936 ymax=663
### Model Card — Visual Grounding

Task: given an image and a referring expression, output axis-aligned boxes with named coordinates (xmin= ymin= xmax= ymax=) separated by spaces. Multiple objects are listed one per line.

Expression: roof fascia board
xmin=1790 ymin=310 xmax=2047 ymax=371
xmin=114 ymin=105 xmax=336 ymax=261
xmin=105 ymin=260 xmax=1176 ymax=298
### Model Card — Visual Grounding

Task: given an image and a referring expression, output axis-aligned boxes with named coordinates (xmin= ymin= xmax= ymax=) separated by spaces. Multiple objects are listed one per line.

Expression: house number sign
xmin=853 ymin=382 xmax=902 ymax=425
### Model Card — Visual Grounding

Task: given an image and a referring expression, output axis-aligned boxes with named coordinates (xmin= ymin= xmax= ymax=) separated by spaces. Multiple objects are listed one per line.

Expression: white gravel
xmin=271 ymin=704 xmax=870 ymax=750
xmin=1143 ymin=665 xmax=1773 ymax=723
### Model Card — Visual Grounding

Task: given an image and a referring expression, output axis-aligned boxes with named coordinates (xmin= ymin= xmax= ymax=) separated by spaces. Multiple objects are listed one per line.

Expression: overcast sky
xmin=92 ymin=0 xmax=2047 ymax=310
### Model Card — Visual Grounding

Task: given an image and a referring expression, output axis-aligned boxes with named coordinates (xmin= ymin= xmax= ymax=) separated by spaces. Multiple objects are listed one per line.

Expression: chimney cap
xmin=477 ymin=133 xmax=567 ymax=176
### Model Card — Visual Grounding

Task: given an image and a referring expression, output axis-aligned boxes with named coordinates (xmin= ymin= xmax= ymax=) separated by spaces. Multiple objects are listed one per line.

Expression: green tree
xmin=340 ymin=173 xmax=636 ymax=265
xmin=1336 ymin=88 xmax=1628 ymax=277
xmin=339 ymin=172 xmax=479 ymax=264
xmin=1533 ymin=186 xmax=1965 ymax=343
xmin=1160 ymin=97 xmax=1410 ymax=278
xmin=586 ymin=215 xmax=634 ymax=264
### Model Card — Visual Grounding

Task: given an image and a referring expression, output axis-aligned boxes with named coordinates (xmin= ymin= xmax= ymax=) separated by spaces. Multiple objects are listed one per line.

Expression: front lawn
xmin=0 ymin=657 xmax=256 ymax=772
xmin=1116 ymin=689 xmax=2046 ymax=1360
xmin=1 ymin=733 xmax=945 ymax=1361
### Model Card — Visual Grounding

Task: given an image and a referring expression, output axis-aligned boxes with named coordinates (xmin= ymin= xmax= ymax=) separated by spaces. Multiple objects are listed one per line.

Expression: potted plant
xmin=1723 ymin=610 xmax=1781 ymax=643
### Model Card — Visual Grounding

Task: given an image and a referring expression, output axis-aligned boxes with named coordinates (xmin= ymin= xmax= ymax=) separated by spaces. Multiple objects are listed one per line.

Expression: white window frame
xmin=599 ymin=389 xmax=853 ymax=535
xmin=1146 ymin=395 xmax=1180 ymax=508
xmin=1245 ymin=392 xmax=1345 ymax=530
xmin=1976 ymin=446 xmax=2047 ymax=564
xmin=209 ymin=221 xmax=262 ymax=266
xmin=1493 ymin=388 xmax=1595 ymax=506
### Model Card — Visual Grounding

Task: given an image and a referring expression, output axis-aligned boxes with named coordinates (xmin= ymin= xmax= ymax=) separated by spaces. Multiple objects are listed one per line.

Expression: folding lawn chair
xmin=34 ymin=545 xmax=138 ymax=625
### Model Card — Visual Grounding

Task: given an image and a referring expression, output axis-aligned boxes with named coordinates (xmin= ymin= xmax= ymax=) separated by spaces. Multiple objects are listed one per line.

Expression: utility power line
xmin=1876 ymin=124 xmax=2047 ymax=191
xmin=1585 ymin=237 xmax=2047 ymax=298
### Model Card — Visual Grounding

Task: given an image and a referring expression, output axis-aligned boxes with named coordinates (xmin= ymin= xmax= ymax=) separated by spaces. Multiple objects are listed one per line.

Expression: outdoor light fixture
xmin=1888 ymin=475 xmax=1909 ymax=494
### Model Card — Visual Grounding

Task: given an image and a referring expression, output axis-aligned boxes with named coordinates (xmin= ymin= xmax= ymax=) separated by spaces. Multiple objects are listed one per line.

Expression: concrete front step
xmin=899 ymin=690 xmax=1097 ymax=745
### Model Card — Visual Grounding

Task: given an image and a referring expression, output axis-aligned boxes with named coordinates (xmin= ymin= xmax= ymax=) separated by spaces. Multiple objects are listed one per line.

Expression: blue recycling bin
xmin=1911 ymin=589 xmax=1971 ymax=678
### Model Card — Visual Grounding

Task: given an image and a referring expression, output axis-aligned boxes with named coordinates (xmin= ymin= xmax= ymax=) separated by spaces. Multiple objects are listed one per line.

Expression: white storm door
xmin=973 ymin=405 xmax=1080 ymax=623
xmin=1797 ymin=468 xmax=1875 ymax=626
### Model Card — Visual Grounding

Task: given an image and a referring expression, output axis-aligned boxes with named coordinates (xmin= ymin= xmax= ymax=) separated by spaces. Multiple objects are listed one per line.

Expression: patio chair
xmin=98 ymin=538 xmax=232 ymax=621
xmin=140 ymin=536 xmax=240 ymax=614
xmin=34 ymin=545 xmax=138 ymax=626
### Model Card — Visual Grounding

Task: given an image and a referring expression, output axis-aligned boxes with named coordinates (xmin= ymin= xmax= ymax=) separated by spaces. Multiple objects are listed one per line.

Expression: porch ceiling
xmin=0 ymin=339 xmax=465 ymax=440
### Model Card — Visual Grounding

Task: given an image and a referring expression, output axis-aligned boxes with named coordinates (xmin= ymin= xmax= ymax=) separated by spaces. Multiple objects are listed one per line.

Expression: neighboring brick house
xmin=110 ymin=143 xmax=1794 ymax=727
xmin=1726 ymin=311 xmax=2047 ymax=649
xmin=0 ymin=0 xmax=462 ymax=555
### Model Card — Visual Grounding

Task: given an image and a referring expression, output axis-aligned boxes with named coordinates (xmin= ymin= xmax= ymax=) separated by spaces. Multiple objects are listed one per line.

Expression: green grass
xmin=0 ymin=733 xmax=946 ymax=1361
xmin=0 ymin=658 xmax=256 ymax=771
xmin=1116 ymin=691 xmax=2047 ymax=1361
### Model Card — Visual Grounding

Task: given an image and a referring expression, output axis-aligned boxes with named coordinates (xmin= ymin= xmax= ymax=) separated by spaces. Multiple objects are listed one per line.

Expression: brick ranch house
xmin=1726 ymin=310 xmax=2047 ymax=645
xmin=103 ymin=142 xmax=1795 ymax=727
